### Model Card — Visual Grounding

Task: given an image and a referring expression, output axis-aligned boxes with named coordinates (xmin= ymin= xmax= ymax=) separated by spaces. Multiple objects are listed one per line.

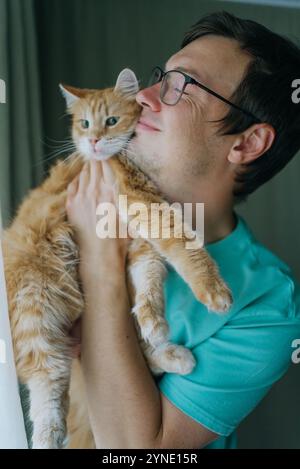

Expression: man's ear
xmin=228 ymin=124 xmax=276 ymax=164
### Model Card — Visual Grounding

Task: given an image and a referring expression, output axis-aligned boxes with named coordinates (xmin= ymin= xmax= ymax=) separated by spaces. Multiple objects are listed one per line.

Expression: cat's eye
xmin=80 ymin=119 xmax=90 ymax=129
xmin=106 ymin=116 xmax=119 ymax=127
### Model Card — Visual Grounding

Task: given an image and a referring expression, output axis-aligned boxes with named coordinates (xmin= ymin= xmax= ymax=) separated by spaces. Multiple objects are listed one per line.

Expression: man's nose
xmin=136 ymin=83 xmax=161 ymax=112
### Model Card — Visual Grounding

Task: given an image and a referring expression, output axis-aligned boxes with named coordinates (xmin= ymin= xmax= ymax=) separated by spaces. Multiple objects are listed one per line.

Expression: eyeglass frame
xmin=149 ymin=66 xmax=262 ymax=123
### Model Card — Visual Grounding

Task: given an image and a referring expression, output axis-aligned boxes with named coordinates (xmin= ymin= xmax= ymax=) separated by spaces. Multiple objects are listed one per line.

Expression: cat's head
xmin=59 ymin=68 xmax=141 ymax=161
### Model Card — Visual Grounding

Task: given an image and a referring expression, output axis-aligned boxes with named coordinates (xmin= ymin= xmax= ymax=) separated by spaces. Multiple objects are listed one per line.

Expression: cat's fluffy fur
xmin=2 ymin=69 xmax=232 ymax=448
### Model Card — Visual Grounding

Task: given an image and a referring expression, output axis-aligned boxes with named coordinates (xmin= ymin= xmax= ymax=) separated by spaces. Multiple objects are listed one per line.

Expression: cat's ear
xmin=59 ymin=84 xmax=83 ymax=109
xmin=114 ymin=68 xmax=139 ymax=99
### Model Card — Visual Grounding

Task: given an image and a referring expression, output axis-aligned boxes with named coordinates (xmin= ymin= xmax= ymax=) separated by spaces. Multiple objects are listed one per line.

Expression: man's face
xmin=128 ymin=35 xmax=252 ymax=202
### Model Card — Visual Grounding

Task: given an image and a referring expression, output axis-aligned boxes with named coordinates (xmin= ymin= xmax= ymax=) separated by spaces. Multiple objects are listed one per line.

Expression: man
xmin=66 ymin=12 xmax=300 ymax=448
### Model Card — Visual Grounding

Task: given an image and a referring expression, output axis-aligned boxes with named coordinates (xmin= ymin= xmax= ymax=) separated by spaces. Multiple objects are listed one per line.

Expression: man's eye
xmin=106 ymin=116 xmax=119 ymax=127
xmin=175 ymin=90 xmax=189 ymax=95
xmin=80 ymin=119 xmax=89 ymax=129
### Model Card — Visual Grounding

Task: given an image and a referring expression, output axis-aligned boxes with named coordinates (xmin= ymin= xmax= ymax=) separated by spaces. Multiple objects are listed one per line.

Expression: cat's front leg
xmin=123 ymin=197 xmax=232 ymax=314
xmin=156 ymin=233 xmax=233 ymax=314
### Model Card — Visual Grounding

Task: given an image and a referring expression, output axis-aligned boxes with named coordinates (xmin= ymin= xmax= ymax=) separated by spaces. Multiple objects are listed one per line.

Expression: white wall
xmin=0 ymin=205 xmax=28 ymax=449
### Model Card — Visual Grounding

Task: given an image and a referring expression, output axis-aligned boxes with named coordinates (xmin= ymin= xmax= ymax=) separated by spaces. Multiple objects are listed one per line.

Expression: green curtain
xmin=0 ymin=0 xmax=44 ymax=447
xmin=0 ymin=0 xmax=43 ymax=227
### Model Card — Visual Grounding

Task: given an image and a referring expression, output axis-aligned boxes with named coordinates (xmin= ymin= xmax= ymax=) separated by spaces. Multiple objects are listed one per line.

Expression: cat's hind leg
xmin=127 ymin=239 xmax=196 ymax=376
xmin=127 ymin=238 xmax=169 ymax=348
xmin=9 ymin=268 xmax=83 ymax=448
xmin=26 ymin=363 xmax=71 ymax=449
xmin=141 ymin=341 xmax=196 ymax=376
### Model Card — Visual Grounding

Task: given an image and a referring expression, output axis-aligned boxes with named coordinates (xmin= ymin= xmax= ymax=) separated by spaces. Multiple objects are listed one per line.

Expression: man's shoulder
xmin=221 ymin=214 xmax=300 ymax=323
xmin=163 ymin=214 xmax=300 ymax=346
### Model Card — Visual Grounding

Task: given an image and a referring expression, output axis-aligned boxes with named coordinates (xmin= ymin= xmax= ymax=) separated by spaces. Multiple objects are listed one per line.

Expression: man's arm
xmin=80 ymin=258 xmax=218 ymax=449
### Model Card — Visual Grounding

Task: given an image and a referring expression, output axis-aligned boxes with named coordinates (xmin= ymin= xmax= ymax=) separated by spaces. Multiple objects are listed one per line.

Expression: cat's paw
xmin=31 ymin=416 xmax=67 ymax=449
xmin=152 ymin=343 xmax=196 ymax=375
xmin=205 ymin=279 xmax=232 ymax=313
xmin=194 ymin=277 xmax=232 ymax=314
xmin=132 ymin=305 xmax=169 ymax=347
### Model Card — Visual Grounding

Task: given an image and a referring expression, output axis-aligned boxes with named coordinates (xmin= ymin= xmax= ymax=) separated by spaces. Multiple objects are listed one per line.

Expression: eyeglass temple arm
xmin=191 ymin=78 xmax=261 ymax=122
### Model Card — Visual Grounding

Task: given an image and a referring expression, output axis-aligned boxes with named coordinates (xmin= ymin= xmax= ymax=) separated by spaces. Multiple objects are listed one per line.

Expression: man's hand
xmin=66 ymin=159 xmax=130 ymax=358
xmin=66 ymin=159 xmax=130 ymax=280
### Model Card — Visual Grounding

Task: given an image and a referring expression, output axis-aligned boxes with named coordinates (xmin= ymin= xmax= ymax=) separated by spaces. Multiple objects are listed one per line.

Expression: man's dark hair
xmin=181 ymin=11 xmax=300 ymax=201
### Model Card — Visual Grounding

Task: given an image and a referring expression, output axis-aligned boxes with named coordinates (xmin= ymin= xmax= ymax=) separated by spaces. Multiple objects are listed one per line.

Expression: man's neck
xmin=203 ymin=208 xmax=237 ymax=245
xmin=165 ymin=186 xmax=236 ymax=246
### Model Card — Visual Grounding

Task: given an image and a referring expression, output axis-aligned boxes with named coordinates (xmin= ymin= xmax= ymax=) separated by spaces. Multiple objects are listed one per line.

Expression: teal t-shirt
xmin=157 ymin=213 xmax=300 ymax=448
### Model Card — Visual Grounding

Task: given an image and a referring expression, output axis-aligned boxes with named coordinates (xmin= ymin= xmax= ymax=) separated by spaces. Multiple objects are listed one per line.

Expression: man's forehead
xmin=166 ymin=35 xmax=252 ymax=96
xmin=164 ymin=59 xmax=208 ymax=84
xmin=165 ymin=41 xmax=210 ymax=82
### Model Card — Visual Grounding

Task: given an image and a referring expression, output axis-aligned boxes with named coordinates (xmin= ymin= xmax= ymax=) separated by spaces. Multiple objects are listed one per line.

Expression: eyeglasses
xmin=148 ymin=66 xmax=262 ymax=123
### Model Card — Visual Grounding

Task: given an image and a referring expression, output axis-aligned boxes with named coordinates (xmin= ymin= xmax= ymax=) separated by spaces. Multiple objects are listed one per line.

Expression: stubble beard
xmin=125 ymin=136 xmax=163 ymax=183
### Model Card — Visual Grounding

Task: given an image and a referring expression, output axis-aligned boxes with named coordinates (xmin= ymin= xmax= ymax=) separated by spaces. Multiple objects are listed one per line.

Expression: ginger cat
xmin=2 ymin=69 xmax=232 ymax=449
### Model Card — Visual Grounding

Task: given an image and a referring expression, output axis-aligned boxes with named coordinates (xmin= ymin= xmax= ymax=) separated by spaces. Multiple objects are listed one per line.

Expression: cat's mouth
xmin=79 ymin=132 xmax=134 ymax=161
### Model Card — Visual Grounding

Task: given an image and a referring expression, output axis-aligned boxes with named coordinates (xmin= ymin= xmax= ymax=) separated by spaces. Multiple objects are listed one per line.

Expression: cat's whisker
xmin=42 ymin=135 xmax=74 ymax=144
xmin=42 ymin=144 xmax=73 ymax=152
xmin=44 ymin=145 xmax=75 ymax=156
xmin=43 ymin=146 xmax=76 ymax=162
xmin=32 ymin=145 xmax=76 ymax=168
xmin=42 ymin=139 xmax=74 ymax=148
xmin=33 ymin=137 xmax=75 ymax=163
xmin=58 ymin=111 xmax=70 ymax=120
xmin=48 ymin=143 xmax=76 ymax=151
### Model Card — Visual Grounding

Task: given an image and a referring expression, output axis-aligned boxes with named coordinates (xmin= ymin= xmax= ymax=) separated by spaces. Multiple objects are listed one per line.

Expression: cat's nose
xmin=89 ymin=138 xmax=99 ymax=146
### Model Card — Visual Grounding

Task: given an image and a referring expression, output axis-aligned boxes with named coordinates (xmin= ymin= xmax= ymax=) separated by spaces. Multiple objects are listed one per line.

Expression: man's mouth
xmin=137 ymin=119 xmax=160 ymax=131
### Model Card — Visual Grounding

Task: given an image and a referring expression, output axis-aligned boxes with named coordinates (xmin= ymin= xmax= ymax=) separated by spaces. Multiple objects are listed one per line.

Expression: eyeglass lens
xmin=148 ymin=68 xmax=186 ymax=105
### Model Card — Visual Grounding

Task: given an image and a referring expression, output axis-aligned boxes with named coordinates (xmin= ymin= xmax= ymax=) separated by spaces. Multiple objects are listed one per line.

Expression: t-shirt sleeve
xmin=157 ymin=305 xmax=300 ymax=436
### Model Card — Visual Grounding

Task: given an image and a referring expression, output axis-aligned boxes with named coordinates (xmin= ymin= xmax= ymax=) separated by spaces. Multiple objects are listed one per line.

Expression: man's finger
xmin=67 ymin=174 xmax=80 ymax=197
xmin=78 ymin=162 xmax=90 ymax=193
xmin=102 ymin=160 xmax=116 ymax=186
xmin=90 ymin=159 xmax=103 ymax=190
